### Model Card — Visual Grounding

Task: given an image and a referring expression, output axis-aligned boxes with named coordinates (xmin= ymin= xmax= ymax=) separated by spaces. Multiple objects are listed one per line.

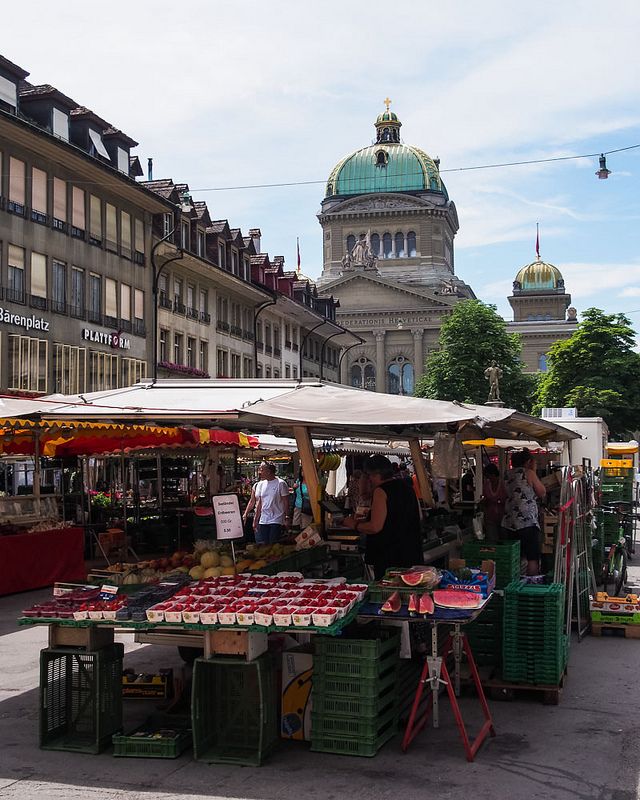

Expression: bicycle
xmin=600 ymin=501 xmax=634 ymax=596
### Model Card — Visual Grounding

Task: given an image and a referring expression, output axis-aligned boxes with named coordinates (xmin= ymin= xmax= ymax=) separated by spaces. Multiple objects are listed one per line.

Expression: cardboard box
xmin=296 ymin=526 xmax=323 ymax=550
xmin=443 ymin=559 xmax=496 ymax=597
xmin=281 ymin=646 xmax=313 ymax=741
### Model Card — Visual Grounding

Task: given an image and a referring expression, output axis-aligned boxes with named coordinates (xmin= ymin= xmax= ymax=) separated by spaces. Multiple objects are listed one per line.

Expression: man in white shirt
xmin=253 ymin=462 xmax=291 ymax=544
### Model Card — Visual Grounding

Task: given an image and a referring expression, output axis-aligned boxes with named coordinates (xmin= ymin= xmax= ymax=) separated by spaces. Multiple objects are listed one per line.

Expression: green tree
xmin=414 ymin=300 xmax=536 ymax=410
xmin=535 ymin=308 xmax=640 ymax=438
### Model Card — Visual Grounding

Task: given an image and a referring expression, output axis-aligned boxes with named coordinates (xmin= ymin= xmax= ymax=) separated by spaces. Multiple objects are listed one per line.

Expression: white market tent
xmin=20 ymin=379 xmax=577 ymax=517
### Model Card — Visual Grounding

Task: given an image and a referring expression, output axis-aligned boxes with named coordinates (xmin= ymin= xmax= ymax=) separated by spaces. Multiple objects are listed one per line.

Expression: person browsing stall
xmin=502 ymin=449 xmax=546 ymax=576
xmin=343 ymin=455 xmax=423 ymax=580
xmin=253 ymin=462 xmax=290 ymax=544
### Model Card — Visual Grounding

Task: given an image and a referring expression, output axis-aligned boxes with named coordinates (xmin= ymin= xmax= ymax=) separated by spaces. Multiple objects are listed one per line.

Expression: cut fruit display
xmin=419 ymin=593 xmax=435 ymax=615
xmin=381 ymin=591 xmax=402 ymax=613
xmin=408 ymin=593 xmax=418 ymax=614
xmin=398 ymin=566 xmax=440 ymax=589
xmin=432 ymin=590 xmax=482 ymax=609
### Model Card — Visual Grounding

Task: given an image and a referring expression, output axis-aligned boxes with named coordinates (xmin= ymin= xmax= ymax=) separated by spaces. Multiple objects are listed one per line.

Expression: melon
xmin=189 ymin=565 xmax=205 ymax=580
xmin=408 ymin=593 xmax=418 ymax=615
xmin=221 ymin=565 xmax=236 ymax=576
xmin=419 ymin=594 xmax=434 ymax=615
xmin=200 ymin=550 xmax=220 ymax=569
xmin=400 ymin=566 xmax=440 ymax=589
xmin=381 ymin=591 xmax=402 ymax=613
xmin=401 ymin=571 xmax=429 ymax=587
xmin=433 ymin=590 xmax=481 ymax=609
xmin=220 ymin=554 xmax=234 ymax=568
xmin=203 ymin=566 xmax=223 ymax=579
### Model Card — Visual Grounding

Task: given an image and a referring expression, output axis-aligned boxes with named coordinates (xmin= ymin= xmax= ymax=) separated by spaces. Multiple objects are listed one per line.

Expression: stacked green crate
xmin=311 ymin=626 xmax=400 ymax=757
xmin=191 ymin=653 xmax=278 ymax=766
xmin=596 ymin=509 xmax=622 ymax=547
xmin=465 ymin=594 xmax=504 ymax=667
xmin=503 ymin=582 xmax=567 ymax=685
xmin=600 ymin=466 xmax=634 ymax=503
xmin=462 ymin=540 xmax=521 ymax=589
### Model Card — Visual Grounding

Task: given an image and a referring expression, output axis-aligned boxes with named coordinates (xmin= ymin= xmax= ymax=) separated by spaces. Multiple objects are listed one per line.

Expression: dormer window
xmin=117 ymin=147 xmax=129 ymax=174
xmin=181 ymin=221 xmax=190 ymax=250
xmin=52 ymin=108 xmax=69 ymax=141
xmin=0 ymin=75 xmax=17 ymax=112
xmin=88 ymin=129 xmax=110 ymax=160
xmin=197 ymin=229 xmax=205 ymax=257
xmin=375 ymin=150 xmax=388 ymax=167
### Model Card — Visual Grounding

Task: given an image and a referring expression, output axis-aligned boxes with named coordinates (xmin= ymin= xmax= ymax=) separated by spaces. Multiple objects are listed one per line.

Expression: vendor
xmin=502 ymin=449 xmax=546 ymax=576
xmin=343 ymin=455 xmax=423 ymax=580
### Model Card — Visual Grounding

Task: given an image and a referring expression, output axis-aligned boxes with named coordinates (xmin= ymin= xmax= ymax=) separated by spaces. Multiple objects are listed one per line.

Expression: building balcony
xmin=52 ymin=218 xmax=67 ymax=233
xmin=88 ymin=309 xmax=102 ymax=324
xmin=134 ymin=319 xmax=146 ymax=337
xmin=285 ymin=340 xmax=292 ymax=349
xmin=159 ymin=295 xmax=173 ymax=310
xmin=292 ymin=343 xmax=299 ymax=352
xmin=243 ymin=329 xmax=254 ymax=341
xmin=31 ymin=210 xmax=48 ymax=225
xmin=199 ymin=310 xmax=211 ymax=324
xmin=29 ymin=295 xmax=47 ymax=311
xmin=186 ymin=306 xmax=199 ymax=320
xmin=104 ymin=314 xmax=118 ymax=328
xmin=6 ymin=287 xmax=26 ymax=304
xmin=265 ymin=344 xmax=273 ymax=355
xmin=216 ymin=321 xmax=230 ymax=333
xmin=274 ymin=347 xmax=281 ymax=357
xmin=70 ymin=226 xmax=85 ymax=240
xmin=230 ymin=325 xmax=243 ymax=338
xmin=173 ymin=300 xmax=186 ymax=315
xmin=7 ymin=200 xmax=25 ymax=217
xmin=134 ymin=251 xmax=145 ymax=266
xmin=51 ymin=299 xmax=68 ymax=315
xmin=119 ymin=319 xmax=133 ymax=333
xmin=70 ymin=305 xmax=86 ymax=320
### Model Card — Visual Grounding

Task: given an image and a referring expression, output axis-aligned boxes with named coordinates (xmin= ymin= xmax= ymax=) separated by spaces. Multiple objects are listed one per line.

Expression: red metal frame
xmin=401 ymin=631 xmax=496 ymax=762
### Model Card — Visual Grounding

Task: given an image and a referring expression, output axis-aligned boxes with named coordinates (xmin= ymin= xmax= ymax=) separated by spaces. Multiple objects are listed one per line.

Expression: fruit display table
xmin=0 ymin=526 xmax=85 ymax=596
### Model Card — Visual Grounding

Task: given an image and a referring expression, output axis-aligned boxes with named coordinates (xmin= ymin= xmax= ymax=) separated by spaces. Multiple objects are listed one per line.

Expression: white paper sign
xmin=212 ymin=494 xmax=244 ymax=540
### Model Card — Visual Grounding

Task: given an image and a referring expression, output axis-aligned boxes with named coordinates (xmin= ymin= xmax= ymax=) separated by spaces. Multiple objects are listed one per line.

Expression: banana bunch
xmin=316 ymin=452 xmax=341 ymax=471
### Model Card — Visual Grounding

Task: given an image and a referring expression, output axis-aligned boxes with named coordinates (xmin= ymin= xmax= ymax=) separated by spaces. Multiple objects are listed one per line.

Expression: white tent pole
xmin=409 ymin=438 xmax=434 ymax=508
xmin=293 ymin=426 xmax=321 ymax=523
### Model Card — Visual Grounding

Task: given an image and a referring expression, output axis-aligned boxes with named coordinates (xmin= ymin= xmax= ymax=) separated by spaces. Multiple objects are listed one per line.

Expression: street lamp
xmin=150 ymin=190 xmax=193 ymax=381
xmin=595 ymin=154 xmax=611 ymax=180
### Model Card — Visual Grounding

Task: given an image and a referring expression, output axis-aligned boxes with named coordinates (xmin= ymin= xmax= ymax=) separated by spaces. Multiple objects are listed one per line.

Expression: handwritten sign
xmin=212 ymin=494 xmax=244 ymax=540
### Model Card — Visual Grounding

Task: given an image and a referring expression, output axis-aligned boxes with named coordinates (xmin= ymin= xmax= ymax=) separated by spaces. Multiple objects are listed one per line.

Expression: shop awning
xmin=0 ymin=419 xmax=258 ymax=458
xmin=32 ymin=380 xmax=579 ymax=445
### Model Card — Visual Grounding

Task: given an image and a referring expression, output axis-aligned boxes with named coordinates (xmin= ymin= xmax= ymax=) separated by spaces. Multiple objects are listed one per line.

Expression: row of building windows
xmin=346 ymin=232 xmax=418 ymax=259
xmin=350 ymin=355 xmax=415 ymax=395
xmin=0 ymin=152 xmax=146 ymax=262
xmin=159 ymin=329 xmax=209 ymax=374
xmin=1 ymin=243 xmax=145 ymax=331
xmin=7 ymin=334 xmax=146 ymax=394
xmin=302 ymin=336 xmax=339 ymax=367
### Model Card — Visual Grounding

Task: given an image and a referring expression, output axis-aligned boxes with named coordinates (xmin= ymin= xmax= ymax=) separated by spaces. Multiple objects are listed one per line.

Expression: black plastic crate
xmin=40 ymin=644 xmax=123 ymax=754
xmin=191 ymin=653 xmax=278 ymax=766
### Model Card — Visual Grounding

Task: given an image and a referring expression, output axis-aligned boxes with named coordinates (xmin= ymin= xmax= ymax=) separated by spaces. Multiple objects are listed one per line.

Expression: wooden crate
xmin=203 ymin=630 xmax=268 ymax=661
xmin=591 ymin=623 xmax=640 ymax=639
xmin=49 ymin=625 xmax=115 ymax=651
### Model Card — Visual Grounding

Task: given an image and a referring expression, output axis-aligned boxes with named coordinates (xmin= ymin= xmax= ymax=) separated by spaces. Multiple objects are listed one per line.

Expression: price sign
xmin=212 ymin=494 xmax=244 ymax=540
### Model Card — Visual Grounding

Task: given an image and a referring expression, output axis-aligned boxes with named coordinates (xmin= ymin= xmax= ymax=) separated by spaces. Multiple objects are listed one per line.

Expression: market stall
xmin=6 ymin=380 xmax=581 ymax=763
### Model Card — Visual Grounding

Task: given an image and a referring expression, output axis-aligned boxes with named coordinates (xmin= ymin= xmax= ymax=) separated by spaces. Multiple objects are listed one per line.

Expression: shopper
xmin=502 ymin=449 xmax=546 ymax=575
xmin=482 ymin=463 xmax=506 ymax=542
xmin=253 ymin=462 xmax=290 ymax=544
xmin=343 ymin=455 xmax=423 ymax=580
xmin=292 ymin=471 xmax=313 ymax=530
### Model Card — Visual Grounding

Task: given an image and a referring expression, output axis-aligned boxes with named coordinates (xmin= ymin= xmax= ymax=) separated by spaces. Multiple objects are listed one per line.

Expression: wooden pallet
xmin=483 ymin=670 xmax=566 ymax=705
xmin=591 ymin=622 xmax=640 ymax=639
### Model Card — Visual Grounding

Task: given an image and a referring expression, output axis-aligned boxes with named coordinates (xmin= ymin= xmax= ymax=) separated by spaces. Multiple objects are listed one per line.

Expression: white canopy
xmin=32 ymin=379 xmax=578 ymax=444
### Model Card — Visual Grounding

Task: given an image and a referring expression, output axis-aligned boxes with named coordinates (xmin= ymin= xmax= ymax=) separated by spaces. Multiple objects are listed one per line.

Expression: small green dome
xmin=376 ymin=110 xmax=399 ymax=124
xmin=514 ymin=260 xmax=564 ymax=291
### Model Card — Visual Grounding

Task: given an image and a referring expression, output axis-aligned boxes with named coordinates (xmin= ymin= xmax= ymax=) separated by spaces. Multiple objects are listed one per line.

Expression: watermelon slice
xmin=433 ymin=590 xmax=482 ymax=609
xmin=408 ymin=593 xmax=418 ymax=615
xmin=381 ymin=591 xmax=402 ymax=613
xmin=419 ymin=593 xmax=434 ymax=615
xmin=400 ymin=566 xmax=440 ymax=588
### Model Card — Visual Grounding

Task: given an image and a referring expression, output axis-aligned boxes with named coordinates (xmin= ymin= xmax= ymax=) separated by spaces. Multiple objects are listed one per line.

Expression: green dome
xmin=376 ymin=110 xmax=399 ymax=124
xmin=326 ymin=143 xmax=447 ymax=198
xmin=514 ymin=260 xmax=564 ymax=291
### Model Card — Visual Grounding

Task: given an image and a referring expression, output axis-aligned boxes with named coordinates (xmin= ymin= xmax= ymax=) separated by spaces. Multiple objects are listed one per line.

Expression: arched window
xmin=538 ymin=354 xmax=548 ymax=372
xmin=346 ymin=234 xmax=356 ymax=255
xmin=375 ymin=150 xmax=388 ymax=166
xmin=407 ymin=231 xmax=417 ymax=257
xmin=395 ymin=232 xmax=405 ymax=258
xmin=370 ymin=233 xmax=380 ymax=256
xmin=388 ymin=356 xmax=414 ymax=395
xmin=351 ymin=357 xmax=376 ymax=391
xmin=382 ymin=233 xmax=392 ymax=259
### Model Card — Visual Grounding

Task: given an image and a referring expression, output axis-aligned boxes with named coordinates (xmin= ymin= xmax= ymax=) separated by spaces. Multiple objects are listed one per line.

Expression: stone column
xmin=413 ymin=329 xmax=424 ymax=382
xmin=339 ymin=348 xmax=349 ymax=385
xmin=375 ymin=330 xmax=386 ymax=393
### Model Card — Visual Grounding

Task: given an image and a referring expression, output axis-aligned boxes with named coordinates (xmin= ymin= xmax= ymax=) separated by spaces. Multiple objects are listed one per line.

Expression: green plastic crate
xmin=311 ymin=701 xmax=399 ymax=739
xmin=312 ymin=661 xmax=399 ymax=699
xmin=314 ymin=625 xmax=400 ymax=660
xmin=40 ymin=644 xmax=123 ymax=754
xmin=112 ymin=714 xmax=192 ymax=758
xmin=590 ymin=611 xmax=640 ymax=624
xmin=310 ymin=714 xmax=397 ymax=757
xmin=191 ymin=653 xmax=278 ymax=766
xmin=314 ymin=646 xmax=399 ymax=681
xmin=462 ymin=541 xmax=521 ymax=588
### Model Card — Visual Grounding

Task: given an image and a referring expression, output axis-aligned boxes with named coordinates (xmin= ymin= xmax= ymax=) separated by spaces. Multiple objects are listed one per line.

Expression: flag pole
xmin=535 ymin=223 xmax=540 ymax=260
xmin=297 ymin=237 xmax=301 ymax=274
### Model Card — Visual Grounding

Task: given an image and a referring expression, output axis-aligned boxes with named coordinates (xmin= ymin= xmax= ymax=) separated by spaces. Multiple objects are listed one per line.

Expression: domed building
xmin=317 ymin=103 xmax=577 ymax=390
xmin=507 ymin=254 xmax=577 ymax=372
xmin=317 ymin=103 xmax=475 ymax=393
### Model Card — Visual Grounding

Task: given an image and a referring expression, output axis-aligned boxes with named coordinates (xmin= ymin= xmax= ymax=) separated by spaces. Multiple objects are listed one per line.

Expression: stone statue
xmin=345 ymin=233 xmax=378 ymax=271
xmin=484 ymin=360 xmax=503 ymax=402
xmin=566 ymin=306 xmax=577 ymax=322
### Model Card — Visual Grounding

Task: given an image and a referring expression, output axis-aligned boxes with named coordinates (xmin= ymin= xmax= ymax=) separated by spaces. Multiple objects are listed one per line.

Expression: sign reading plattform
xmin=0 ymin=308 xmax=50 ymax=332
xmin=82 ymin=328 xmax=131 ymax=350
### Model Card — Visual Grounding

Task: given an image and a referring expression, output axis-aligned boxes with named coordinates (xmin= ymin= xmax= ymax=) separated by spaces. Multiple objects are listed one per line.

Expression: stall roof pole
xmin=293 ymin=426 xmax=321 ymax=523
xmin=409 ymin=438 xmax=434 ymax=508
xmin=33 ymin=431 xmax=41 ymax=517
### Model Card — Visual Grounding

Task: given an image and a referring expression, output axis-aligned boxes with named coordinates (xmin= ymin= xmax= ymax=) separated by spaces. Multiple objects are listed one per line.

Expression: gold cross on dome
xmin=384 ymin=97 xmax=392 ymax=112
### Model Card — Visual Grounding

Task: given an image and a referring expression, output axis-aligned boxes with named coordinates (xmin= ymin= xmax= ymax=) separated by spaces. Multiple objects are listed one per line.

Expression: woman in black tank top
xmin=344 ymin=455 xmax=423 ymax=579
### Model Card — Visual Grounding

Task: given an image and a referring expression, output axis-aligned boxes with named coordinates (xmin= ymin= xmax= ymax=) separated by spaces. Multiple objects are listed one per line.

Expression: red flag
xmin=296 ymin=237 xmax=301 ymax=273
xmin=535 ymin=224 xmax=540 ymax=259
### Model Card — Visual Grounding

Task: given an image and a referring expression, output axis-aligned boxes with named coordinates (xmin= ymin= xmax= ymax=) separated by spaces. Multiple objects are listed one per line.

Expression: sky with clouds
xmin=5 ymin=0 xmax=640 ymax=323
